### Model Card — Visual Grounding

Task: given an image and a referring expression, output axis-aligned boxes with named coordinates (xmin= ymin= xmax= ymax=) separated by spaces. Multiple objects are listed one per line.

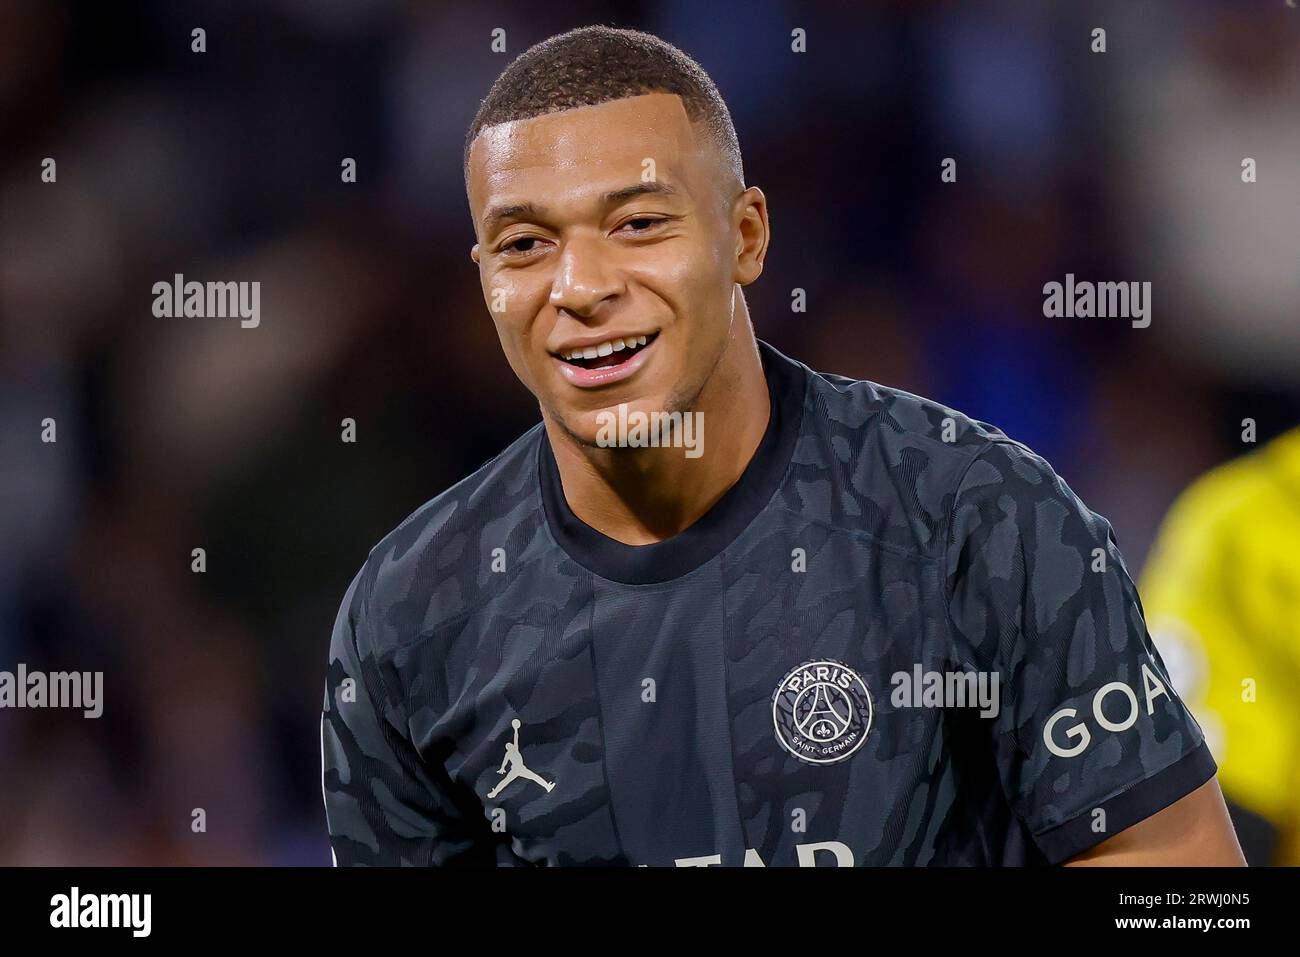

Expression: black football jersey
xmin=321 ymin=341 xmax=1213 ymax=866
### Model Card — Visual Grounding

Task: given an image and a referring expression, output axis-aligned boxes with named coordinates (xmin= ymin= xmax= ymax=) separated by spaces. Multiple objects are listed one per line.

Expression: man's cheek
xmin=484 ymin=271 xmax=517 ymax=318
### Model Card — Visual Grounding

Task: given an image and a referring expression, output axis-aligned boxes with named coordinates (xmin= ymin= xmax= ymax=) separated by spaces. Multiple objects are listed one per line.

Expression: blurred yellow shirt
xmin=1140 ymin=426 xmax=1300 ymax=864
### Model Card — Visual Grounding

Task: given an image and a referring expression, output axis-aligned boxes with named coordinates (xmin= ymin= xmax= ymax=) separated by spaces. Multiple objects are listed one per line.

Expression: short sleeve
xmin=945 ymin=439 xmax=1216 ymax=864
xmin=322 ymin=564 xmax=489 ymax=865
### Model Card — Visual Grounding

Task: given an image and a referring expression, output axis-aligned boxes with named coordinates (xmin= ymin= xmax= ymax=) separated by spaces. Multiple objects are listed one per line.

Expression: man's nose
xmin=550 ymin=234 xmax=620 ymax=318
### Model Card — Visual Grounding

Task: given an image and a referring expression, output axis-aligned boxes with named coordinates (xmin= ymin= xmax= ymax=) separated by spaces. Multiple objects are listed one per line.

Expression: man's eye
xmin=621 ymin=217 xmax=663 ymax=233
xmin=502 ymin=237 xmax=539 ymax=254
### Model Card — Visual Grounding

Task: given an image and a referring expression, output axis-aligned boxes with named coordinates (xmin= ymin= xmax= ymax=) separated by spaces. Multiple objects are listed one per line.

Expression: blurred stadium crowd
xmin=1 ymin=0 xmax=1297 ymax=864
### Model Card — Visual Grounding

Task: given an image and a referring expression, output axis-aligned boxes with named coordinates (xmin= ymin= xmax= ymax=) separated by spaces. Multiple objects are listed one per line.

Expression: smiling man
xmin=321 ymin=26 xmax=1243 ymax=866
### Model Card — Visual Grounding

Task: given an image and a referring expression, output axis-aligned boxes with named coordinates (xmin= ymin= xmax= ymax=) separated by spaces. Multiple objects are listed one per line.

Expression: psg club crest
xmin=772 ymin=659 xmax=872 ymax=765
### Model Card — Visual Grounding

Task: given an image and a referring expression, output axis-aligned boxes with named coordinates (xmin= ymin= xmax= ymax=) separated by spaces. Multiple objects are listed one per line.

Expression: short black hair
xmin=464 ymin=26 xmax=743 ymax=186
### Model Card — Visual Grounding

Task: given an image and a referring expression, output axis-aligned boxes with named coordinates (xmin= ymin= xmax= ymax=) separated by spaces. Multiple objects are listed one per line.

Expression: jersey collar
xmin=538 ymin=339 xmax=807 ymax=585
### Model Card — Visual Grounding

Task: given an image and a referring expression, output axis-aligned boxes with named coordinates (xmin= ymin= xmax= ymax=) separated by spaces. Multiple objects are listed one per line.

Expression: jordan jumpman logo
xmin=487 ymin=718 xmax=556 ymax=798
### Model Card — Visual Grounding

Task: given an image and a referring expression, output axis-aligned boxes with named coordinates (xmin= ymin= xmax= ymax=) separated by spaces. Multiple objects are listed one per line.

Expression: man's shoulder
xmin=806 ymin=365 xmax=1010 ymax=455
xmin=793 ymin=360 xmax=1038 ymax=554
xmin=352 ymin=423 xmax=548 ymax=653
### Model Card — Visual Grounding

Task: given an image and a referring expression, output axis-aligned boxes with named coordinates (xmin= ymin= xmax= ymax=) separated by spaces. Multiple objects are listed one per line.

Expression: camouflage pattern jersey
xmin=321 ymin=340 xmax=1214 ymax=866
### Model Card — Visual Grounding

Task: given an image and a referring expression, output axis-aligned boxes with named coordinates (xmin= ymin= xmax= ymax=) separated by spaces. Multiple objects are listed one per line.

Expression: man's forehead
xmin=469 ymin=93 xmax=709 ymax=202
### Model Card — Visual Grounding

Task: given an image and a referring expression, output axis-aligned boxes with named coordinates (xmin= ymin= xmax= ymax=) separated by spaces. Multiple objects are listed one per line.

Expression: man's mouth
xmin=554 ymin=332 xmax=659 ymax=371
xmin=551 ymin=332 xmax=660 ymax=388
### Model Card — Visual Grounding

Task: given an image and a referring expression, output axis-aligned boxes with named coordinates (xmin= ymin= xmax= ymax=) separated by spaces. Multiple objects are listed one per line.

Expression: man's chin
xmin=552 ymin=395 xmax=679 ymax=449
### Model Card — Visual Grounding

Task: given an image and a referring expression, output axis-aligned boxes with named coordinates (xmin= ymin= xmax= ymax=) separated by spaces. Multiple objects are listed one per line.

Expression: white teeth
xmin=561 ymin=334 xmax=653 ymax=361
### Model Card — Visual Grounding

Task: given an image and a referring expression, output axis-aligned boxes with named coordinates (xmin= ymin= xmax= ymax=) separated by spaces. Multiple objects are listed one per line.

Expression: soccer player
xmin=321 ymin=26 xmax=1243 ymax=866
xmin=1140 ymin=425 xmax=1300 ymax=865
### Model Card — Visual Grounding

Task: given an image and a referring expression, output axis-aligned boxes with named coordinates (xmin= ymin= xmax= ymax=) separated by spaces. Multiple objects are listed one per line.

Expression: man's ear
xmin=471 ymin=243 xmax=481 ymax=264
xmin=733 ymin=186 xmax=769 ymax=286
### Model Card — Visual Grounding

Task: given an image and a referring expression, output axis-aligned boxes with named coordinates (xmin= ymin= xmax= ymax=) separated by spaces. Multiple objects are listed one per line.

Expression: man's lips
xmin=552 ymin=332 xmax=659 ymax=388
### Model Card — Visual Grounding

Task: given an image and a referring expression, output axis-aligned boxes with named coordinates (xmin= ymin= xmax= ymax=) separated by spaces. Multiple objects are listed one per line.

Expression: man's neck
xmin=545 ymin=322 xmax=770 ymax=547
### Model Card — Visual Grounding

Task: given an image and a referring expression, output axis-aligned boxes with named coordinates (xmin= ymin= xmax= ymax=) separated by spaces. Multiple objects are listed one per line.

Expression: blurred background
xmin=1 ymin=0 xmax=1297 ymax=864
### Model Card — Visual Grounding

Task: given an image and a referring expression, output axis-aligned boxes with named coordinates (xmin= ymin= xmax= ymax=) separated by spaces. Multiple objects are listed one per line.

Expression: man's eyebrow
xmin=481 ymin=183 xmax=678 ymax=235
xmin=602 ymin=182 xmax=679 ymax=205
xmin=481 ymin=201 xmax=545 ymax=235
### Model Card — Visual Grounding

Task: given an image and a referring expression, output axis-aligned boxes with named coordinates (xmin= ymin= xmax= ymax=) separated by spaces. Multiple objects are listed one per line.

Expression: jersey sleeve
xmin=321 ymin=563 xmax=489 ymax=866
xmin=945 ymin=439 xmax=1217 ymax=864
